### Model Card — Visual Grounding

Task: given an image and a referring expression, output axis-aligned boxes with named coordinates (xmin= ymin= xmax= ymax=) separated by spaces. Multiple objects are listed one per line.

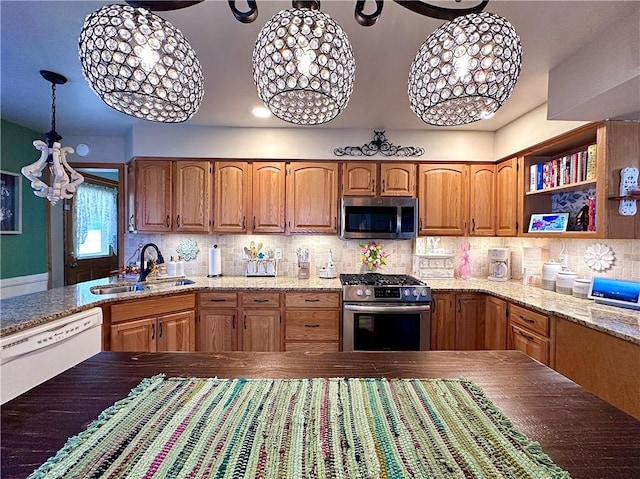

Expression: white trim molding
xmin=0 ymin=273 xmax=49 ymax=299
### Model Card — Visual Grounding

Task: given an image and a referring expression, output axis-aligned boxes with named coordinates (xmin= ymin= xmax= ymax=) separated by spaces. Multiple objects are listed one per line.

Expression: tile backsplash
xmin=125 ymin=233 xmax=640 ymax=283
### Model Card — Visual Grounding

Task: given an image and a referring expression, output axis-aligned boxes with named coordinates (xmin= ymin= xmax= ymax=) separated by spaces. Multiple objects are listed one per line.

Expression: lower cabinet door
xmin=241 ymin=309 xmax=281 ymax=352
xmin=110 ymin=317 xmax=157 ymax=352
xmin=157 ymin=311 xmax=196 ymax=352
xmin=484 ymin=296 xmax=508 ymax=350
xmin=197 ymin=310 xmax=238 ymax=352
xmin=509 ymin=323 xmax=550 ymax=365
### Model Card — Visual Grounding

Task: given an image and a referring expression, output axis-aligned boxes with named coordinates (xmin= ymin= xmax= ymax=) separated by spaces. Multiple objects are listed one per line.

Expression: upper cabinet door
xmin=252 ymin=162 xmax=286 ymax=233
xmin=469 ymin=164 xmax=495 ymax=236
xmin=380 ymin=163 xmax=416 ymax=197
xmin=214 ymin=162 xmax=249 ymax=233
xmin=417 ymin=164 xmax=469 ymax=236
xmin=175 ymin=161 xmax=212 ymax=233
xmin=287 ymin=162 xmax=338 ymax=234
xmin=496 ymin=157 xmax=519 ymax=236
xmin=136 ymin=160 xmax=172 ymax=232
xmin=342 ymin=162 xmax=376 ymax=196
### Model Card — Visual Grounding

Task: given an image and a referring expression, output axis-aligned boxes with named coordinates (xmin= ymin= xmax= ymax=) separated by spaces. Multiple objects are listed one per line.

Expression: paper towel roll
xmin=208 ymin=245 xmax=222 ymax=277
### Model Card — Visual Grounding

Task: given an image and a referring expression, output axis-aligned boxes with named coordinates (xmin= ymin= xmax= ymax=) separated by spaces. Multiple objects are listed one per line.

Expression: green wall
xmin=1 ymin=119 xmax=47 ymax=279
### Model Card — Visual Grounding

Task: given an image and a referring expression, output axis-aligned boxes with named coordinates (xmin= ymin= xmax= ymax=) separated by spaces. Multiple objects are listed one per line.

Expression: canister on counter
xmin=556 ymin=270 xmax=577 ymax=294
xmin=542 ymin=261 xmax=562 ymax=291
xmin=572 ymin=278 xmax=591 ymax=299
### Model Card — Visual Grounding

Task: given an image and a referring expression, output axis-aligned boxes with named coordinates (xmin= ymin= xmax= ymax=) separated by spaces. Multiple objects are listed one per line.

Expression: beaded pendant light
xmin=252 ymin=1 xmax=355 ymax=125
xmin=78 ymin=4 xmax=204 ymax=123
xmin=408 ymin=12 xmax=522 ymax=126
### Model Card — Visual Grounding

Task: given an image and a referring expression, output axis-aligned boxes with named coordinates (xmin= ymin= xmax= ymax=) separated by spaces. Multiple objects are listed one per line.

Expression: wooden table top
xmin=2 ymin=351 xmax=639 ymax=478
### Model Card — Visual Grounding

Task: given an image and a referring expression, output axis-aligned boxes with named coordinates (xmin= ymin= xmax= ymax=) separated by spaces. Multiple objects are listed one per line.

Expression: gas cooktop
xmin=340 ymin=273 xmax=430 ymax=303
xmin=340 ymin=273 xmax=425 ymax=287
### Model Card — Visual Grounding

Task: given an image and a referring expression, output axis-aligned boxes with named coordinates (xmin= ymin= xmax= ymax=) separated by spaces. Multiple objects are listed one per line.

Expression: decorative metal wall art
xmin=334 ymin=131 xmax=424 ymax=157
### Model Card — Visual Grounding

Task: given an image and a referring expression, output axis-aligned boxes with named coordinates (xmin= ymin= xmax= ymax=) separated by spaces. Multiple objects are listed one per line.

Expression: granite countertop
xmin=1 ymin=276 xmax=639 ymax=346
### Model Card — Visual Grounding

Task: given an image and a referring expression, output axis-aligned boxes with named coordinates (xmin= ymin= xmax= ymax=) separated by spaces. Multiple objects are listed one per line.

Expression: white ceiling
xmin=1 ymin=0 xmax=638 ymax=138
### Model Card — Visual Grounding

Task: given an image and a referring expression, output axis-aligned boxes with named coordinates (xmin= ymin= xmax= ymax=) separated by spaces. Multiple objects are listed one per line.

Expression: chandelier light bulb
xmin=252 ymin=6 xmax=355 ymax=125
xmin=78 ymin=4 xmax=204 ymax=123
xmin=408 ymin=12 xmax=522 ymax=126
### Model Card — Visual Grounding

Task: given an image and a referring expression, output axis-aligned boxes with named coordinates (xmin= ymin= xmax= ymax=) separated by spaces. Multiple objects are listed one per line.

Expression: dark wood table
xmin=2 ymin=351 xmax=639 ymax=478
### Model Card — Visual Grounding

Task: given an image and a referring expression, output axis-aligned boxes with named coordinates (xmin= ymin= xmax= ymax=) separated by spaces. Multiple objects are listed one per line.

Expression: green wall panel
xmin=1 ymin=119 xmax=47 ymax=279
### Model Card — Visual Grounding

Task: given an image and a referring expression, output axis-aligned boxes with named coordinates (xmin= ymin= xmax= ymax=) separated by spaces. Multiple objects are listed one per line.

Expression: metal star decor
xmin=334 ymin=131 xmax=424 ymax=157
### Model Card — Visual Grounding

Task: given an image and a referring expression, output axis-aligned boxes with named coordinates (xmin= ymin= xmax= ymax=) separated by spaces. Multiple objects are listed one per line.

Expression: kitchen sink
xmin=90 ymin=283 xmax=148 ymax=295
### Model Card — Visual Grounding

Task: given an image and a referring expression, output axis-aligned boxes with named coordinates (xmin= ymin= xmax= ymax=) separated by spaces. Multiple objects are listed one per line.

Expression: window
xmin=74 ymin=182 xmax=117 ymax=258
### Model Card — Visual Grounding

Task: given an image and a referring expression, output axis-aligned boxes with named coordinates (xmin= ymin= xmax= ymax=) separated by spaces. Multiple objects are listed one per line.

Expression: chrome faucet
xmin=139 ymin=243 xmax=165 ymax=282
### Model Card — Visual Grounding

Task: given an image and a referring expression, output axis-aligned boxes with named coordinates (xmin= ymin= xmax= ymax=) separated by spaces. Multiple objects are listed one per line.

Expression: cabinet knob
xmin=176 ymin=215 xmax=180 ymax=227
xmin=471 ymin=218 xmax=475 ymax=232
xmin=232 ymin=314 xmax=236 ymax=329
xmin=151 ymin=323 xmax=155 ymax=340
xmin=243 ymin=314 xmax=247 ymax=329
xmin=372 ymin=178 xmax=375 ymax=193
xmin=253 ymin=216 xmax=256 ymax=229
xmin=158 ymin=322 xmax=163 ymax=338
xmin=382 ymin=179 xmax=385 ymax=192
xmin=242 ymin=216 xmax=246 ymax=229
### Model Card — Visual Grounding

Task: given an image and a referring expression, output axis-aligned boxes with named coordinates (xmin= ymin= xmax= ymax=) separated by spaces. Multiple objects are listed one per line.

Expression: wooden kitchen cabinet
xmin=430 ymin=292 xmax=455 ymax=350
xmin=555 ymin=317 xmax=640 ymax=420
xmin=109 ymin=294 xmax=196 ymax=352
xmin=213 ymin=161 xmax=286 ymax=234
xmin=342 ymin=162 xmax=415 ymax=197
xmin=454 ymin=294 xmax=485 ymax=350
xmin=240 ymin=292 xmax=282 ymax=352
xmin=131 ymin=158 xmax=212 ymax=233
xmin=284 ymin=292 xmax=341 ymax=351
xmin=417 ymin=164 xmax=469 ymax=236
xmin=197 ymin=292 xmax=238 ymax=352
xmin=469 ymin=164 xmax=495 ymax=236
xmin=418 ymin=163 xmax=496 ymax=237
xmin=430 ymin=293 xmax=484 ymax=350
xmin=495 ymin=157 xmax=520 ymax=236
xmin=484 ymin=295 xmax=508 ymax=350
xmin=252 ymin=162 xmax=286 ymax=233
xmin=214 ymin=162 xmax=250 ymax=233
xmin=286 ymin=162 xmax=338 ymax=234
xmin=518 ymin=120 xmax=640 ymax=239
xmin=507 ymin=303 xmax=552 ymax=366
xmin=197 ymin=291 xmax=282 ymax=352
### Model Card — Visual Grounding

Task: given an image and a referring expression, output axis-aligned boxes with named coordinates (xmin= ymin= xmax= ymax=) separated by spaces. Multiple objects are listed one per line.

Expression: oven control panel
xmin=343 ymin=286 xmax=431 ymax=302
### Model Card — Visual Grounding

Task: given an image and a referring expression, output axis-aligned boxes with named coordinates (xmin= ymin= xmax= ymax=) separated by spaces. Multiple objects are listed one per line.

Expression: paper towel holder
xmin=208 ymin=244 xmax=223 ymax=278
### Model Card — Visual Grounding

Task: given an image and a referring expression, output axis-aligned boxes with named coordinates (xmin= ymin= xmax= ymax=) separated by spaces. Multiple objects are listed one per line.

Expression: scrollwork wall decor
xmin=334 ymin=131 xmax=425 ymax=157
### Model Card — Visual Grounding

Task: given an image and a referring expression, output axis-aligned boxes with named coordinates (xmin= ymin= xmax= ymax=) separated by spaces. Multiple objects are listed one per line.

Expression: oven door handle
xmin=344 ymin=303 xmax=431 ymax=313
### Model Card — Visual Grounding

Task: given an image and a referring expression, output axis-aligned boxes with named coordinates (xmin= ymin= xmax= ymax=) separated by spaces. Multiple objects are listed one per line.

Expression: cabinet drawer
xmin=285 ymin=311 xmax=339 ymax=341
xmin=111 ymin=294 xmax=196 ymax=323
xmin=285 ymin=292 xmax=340 ymax=309
xmin=509 ymin=323 xmax=550 ymax=366
xmin=285 ymin=342 xmax=339 ymax=352
xmin=199 ymin=291 xmax=237 ymax=308
xmin=509 ymin=304 xmax=549 ymax=337
xmin=241 ymin=292 xmax=281 ymax=308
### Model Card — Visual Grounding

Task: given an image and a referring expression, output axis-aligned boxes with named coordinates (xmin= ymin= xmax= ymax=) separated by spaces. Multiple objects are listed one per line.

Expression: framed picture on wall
xmin=528 ymin=213 xmax=569 ymax=233
xmin=1 ymin=170 xmax=22 ymax=234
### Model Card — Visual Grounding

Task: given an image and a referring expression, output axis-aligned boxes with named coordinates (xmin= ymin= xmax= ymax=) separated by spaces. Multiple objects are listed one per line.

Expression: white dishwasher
xmin=0 ymin=307 xmax=103 ymax=404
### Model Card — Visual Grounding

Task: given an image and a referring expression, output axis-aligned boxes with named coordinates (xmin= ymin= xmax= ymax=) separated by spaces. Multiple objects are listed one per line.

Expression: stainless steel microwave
xmin=340 ymin=197 xmax=418 ymax=239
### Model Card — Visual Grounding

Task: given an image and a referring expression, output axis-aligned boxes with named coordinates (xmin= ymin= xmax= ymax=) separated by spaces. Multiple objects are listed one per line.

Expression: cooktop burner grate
xmin=339 ymin=273 xmax=424 ymax=286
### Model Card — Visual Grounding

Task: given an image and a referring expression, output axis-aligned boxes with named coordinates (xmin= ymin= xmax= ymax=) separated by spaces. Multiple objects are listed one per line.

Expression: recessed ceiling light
xmin=252 ymin=106 xmax=272 ymax=119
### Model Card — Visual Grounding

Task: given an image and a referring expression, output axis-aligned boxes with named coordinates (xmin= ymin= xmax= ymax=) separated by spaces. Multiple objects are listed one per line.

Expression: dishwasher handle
xmin=0 ymin=315 xmax=102 ymax=364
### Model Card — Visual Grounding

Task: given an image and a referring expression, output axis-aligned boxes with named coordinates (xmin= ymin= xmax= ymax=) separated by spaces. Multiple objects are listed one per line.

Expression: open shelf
xmin=526 ymin=180 xmax=596 ymax=196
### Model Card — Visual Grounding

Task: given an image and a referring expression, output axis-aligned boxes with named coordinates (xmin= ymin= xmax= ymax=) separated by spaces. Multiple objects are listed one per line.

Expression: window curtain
xmin=73 ymin=182 xmax=118 ymax=255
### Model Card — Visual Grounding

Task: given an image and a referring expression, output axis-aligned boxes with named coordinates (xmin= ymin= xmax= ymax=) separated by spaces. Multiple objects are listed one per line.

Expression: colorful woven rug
xmin=29 ymin=376 xmax=570 ymax=478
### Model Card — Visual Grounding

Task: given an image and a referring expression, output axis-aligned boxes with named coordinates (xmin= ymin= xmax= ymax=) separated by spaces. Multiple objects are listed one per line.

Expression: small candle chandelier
xmin=21 ymin=70 xmax=84 ymax=206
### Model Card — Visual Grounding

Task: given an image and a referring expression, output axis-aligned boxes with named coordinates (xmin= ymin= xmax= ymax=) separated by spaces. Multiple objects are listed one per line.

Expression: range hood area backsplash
xmin=124 ymin=233 xmax=639 ymax=282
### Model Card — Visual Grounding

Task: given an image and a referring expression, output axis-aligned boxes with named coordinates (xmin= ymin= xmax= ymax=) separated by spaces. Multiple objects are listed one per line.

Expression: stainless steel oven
xmin=341 ymin=273 xmax=431 ymax=351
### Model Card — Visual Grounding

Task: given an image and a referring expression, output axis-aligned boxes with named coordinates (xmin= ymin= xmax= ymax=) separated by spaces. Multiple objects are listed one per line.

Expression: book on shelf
xmin=586 ymin=144 xmax=597 ymax=181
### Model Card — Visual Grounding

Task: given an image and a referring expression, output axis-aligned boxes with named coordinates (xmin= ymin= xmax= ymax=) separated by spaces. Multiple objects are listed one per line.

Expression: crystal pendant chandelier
xmin=408 ymin=12 xmax=522 ymax=126
xmin=252 ymin=0 xmax=355 ymax=125
xmin=21 ymin=71 xmax=84 ymax=206
xmin=78 ymin=3 xmax=204 ymax=123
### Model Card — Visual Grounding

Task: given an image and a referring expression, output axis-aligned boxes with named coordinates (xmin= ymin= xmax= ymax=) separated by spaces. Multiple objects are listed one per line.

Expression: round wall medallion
xmin=584 ymin=243 xmax=615 ymax=271
xmin=176 ymin=238 xmax=199 ymax=261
